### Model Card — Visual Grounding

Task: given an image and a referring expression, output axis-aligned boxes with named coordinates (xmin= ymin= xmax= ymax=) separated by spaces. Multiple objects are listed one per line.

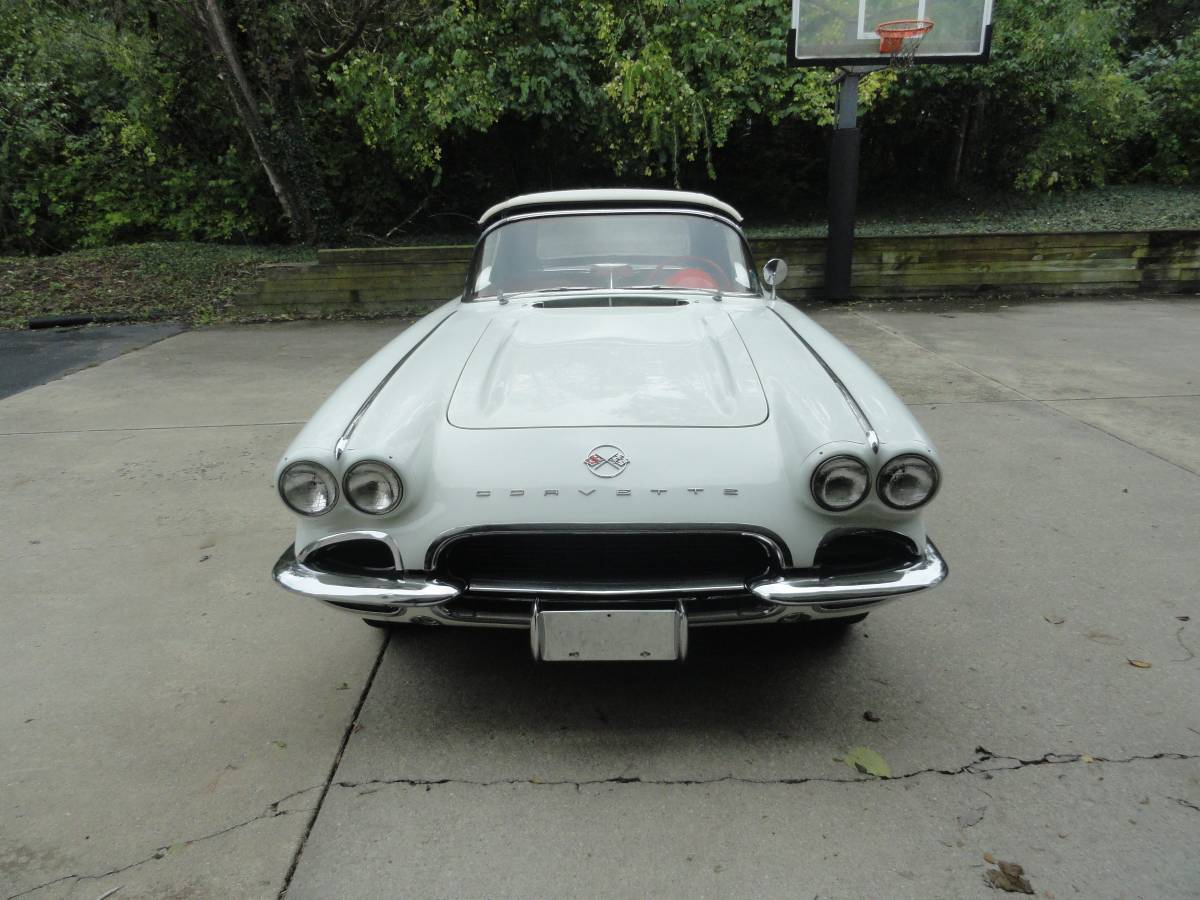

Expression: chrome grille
xmin=431 ymin=529 xmax=782 ymax=596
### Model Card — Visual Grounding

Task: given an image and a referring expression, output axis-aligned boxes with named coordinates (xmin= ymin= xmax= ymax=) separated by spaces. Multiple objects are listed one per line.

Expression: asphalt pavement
xmin=1 ymin=298 xmax=1197 ymax=899
xmin=0 ymin=323 xmax=183 ymax=400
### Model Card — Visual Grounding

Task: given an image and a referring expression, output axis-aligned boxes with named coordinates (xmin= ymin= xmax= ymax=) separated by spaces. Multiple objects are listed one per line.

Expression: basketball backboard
xmin=788 ymin=0 xmax=994 ymax=67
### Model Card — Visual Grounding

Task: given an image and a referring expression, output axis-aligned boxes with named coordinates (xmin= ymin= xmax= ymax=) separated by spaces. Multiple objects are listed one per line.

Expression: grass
xmin=0 ymin=242 xmax=313 ymax=330
xmin=747 ymin=184 xmax=1200 ymax=238
xmin=2 ymin=184 xmax=1197 ymax=329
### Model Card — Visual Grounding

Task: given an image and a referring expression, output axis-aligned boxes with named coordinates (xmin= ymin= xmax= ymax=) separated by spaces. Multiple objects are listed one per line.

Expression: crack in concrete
xmin=4 ymin=785 xmax=323 ymax=900
xmin=331 ymin=747 xmax=1199 ymax=793
xmin=1172 ymin=625 xmax=1195 ymax=662
xmin=277 ymin=629 xmax=391 ymax=899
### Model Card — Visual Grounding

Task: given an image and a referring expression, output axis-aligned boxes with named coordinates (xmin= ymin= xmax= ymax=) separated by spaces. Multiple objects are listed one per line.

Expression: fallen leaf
xmin=983 ymin=852 xmax=996 ymax=864
xmin=985 ymin=859 xmax=1034 ymax=894
xmin=1177 ymin=616 xmax=1191 ymax=622
xmin=957 ymin=807 xmax=986 ymax=829
xmin=1086 ymin=631 xmax=1120 ymax=645
xmin=1127 ymin=658 xmax=1152 ymax=668
xmin=271 ymin=740 xmax=287 ymax=750
xmin=1081 ymin=754 xmax=1095 ymax=764
xmin=1043 ymin=615 xmax=1065 ymax=625
xmin=840 ymin=746 xmax=891 ymax=778
xmin=863 ymin=710 xmax=881 ymax=723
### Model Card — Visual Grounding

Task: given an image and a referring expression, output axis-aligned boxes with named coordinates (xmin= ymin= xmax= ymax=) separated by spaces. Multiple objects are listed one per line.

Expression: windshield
xmin=467 ymin=212 xmax=759 ymax=300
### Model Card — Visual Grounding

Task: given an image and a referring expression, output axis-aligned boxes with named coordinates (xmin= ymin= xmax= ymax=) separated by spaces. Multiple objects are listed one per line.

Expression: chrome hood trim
xmin=769 ymin=306 xmax=879 ymax=453
xmin=335 ymin=310 xmax=456 ymax=458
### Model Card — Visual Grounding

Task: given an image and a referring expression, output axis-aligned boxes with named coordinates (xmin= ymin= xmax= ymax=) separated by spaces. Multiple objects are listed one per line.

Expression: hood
xmin=447 ymin=302 xmax=768 ymax=429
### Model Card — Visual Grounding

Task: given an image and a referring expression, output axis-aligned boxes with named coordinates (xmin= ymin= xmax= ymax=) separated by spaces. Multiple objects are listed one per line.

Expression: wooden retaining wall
xmin=232 ymin=230 xmax=1200 ymax=316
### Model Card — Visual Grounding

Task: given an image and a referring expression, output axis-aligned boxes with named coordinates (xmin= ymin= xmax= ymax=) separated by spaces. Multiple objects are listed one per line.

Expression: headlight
xmin=877 ymin=454 xmax=940 ymax=510
xmin=811 ymin=455 xmax=870 ymax=511
xmin=344 ymin=460 xmax=403 ymax=514
xmin=278 ymin=461 xmax=338 ymax=516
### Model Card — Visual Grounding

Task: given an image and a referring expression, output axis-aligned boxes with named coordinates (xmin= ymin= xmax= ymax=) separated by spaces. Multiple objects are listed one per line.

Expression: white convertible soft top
xmin=478 ymin=189 xmax=743 ymax=226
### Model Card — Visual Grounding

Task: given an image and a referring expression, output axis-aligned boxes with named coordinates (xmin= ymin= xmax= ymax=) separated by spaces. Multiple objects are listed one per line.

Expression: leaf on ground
xmin=957 ymin=806 xmax=986 ymax=829
xmin=984 ymin=859 xmax=1034 ymax=894
xmin=1127 ymin=658 xmax=1152 ymax=668
xmin=840 ymin=746 xmax=891 ymax=778
xmin=1081 ymin=754 xmax=1095 ymax=763
xmin=1043 ymin=615 xmax=1065 ymax=625
xmin=271 ymin=740 xmax=287 ymax=750
xmin=983 ymin=851 xmax=996 ymax=864
xmin=863 ymin=710 xmax=882 ymax=723
xmin=1085 ymin=631 xmax=1121 ymax=645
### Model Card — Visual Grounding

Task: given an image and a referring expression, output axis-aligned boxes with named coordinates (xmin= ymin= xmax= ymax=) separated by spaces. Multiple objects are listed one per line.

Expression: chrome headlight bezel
xmin=810 ymin=455 xmax=871 ymax=512
xmin=278 ymin=460 xmax=339 ymax=517
xmin=343 ymin=460 xmax=404 ymax=515
xmin=876 ymin=454 xmax=941 ymax=510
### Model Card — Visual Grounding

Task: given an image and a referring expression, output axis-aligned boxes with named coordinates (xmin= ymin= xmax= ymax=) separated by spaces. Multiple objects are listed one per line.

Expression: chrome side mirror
xmin=762 ymin=258 xmax=789 ymax=300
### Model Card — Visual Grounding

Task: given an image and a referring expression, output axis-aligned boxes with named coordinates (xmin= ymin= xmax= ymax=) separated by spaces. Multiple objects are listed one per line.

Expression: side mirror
xmin=762 ymin=258 xmax=789 ymax=299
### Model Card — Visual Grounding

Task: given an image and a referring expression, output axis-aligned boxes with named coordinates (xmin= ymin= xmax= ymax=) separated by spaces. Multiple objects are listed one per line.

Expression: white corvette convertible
xmin=272 ymin=189 xmax=947 ymax=661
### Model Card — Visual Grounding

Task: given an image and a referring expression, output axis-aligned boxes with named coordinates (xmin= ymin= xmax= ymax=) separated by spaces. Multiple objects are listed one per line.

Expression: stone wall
xmin=232 ymin=231 xmax=1200 ymax=316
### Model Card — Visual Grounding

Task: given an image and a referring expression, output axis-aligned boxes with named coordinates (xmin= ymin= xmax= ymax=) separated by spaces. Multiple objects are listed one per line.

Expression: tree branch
xmin=305 ymin=0 xmax=381 ymax=66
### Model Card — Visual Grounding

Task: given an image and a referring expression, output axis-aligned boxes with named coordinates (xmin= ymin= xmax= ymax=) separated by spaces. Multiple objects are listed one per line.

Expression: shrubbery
xmin=0 ymin=0 xmax=1195 ymax=252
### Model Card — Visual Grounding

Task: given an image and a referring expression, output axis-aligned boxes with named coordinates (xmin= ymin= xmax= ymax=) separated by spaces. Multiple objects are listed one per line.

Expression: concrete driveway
xmin=2 ymin=298 xmax=1197 ymax=899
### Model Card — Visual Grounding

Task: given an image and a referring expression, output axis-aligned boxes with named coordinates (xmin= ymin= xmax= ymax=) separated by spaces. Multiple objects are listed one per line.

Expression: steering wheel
xmin=652 ymin=256 xmax=732 ymax=291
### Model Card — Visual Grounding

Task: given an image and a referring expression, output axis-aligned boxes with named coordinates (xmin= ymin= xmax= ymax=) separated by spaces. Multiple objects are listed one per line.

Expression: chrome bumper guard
xmin=271 ymin=539 xmax=947 ymax=620
xmin=748 ymin=540 xmax=947 ymax=606
xmin=272 ymin=546 xmax=460 ymax=613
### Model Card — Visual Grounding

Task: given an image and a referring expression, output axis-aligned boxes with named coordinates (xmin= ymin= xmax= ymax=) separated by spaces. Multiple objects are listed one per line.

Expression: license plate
xmin=531 ymin=603 xmax=687 ymax=662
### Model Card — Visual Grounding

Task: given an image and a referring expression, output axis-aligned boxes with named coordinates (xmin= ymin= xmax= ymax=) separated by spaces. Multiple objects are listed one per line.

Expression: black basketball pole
xmin=826 ymin=71 xmax=862 ymax=301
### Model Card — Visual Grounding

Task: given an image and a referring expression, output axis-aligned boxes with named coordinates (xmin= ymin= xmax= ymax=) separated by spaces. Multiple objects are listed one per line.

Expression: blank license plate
xmin=531 ymin=605 xmax=686 ymax=662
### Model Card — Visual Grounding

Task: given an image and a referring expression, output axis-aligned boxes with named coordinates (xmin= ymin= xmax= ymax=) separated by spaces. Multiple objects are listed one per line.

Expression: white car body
xmin=272 ymin=189 xmax=947 ymax=661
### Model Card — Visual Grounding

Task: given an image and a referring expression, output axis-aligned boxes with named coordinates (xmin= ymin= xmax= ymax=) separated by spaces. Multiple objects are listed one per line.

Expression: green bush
xmin=0 ymin=0 xmax=1196 ymax=252
xmin=1135 ymin=29 xmax=1200 ymax=183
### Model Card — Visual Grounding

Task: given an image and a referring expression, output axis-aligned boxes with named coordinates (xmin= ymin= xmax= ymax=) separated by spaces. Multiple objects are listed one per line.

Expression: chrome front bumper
xmin=272 ymin=540 xmax=948 ymax=626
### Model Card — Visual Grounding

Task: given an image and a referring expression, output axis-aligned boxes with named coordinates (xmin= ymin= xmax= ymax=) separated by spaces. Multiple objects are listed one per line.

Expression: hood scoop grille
xmin=531 ymin=295 xmax=689 ymax=309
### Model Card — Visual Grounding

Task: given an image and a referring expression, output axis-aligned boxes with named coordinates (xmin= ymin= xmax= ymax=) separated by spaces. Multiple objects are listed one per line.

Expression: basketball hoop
xmin=875 ymin=19 xmax=934 ymax=67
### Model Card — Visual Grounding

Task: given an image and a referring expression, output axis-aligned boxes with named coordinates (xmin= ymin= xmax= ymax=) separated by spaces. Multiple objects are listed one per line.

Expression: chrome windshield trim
xmin=769 ymin=307 xmax=880 ymax=454
xmin=335 ymin=310 xmax=456 ymax=458
xmin=477 ymin=207 xmax=745 ymax=241
xmin=297 ymin=530 xmax=404 ymax=571
xmin=465 ymin=209 xmax=758 ymax=302
xmin=749 ymin=540 xmax=947 ymax=605
xmin=505 ymin=287 xmax=760 ymax=301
